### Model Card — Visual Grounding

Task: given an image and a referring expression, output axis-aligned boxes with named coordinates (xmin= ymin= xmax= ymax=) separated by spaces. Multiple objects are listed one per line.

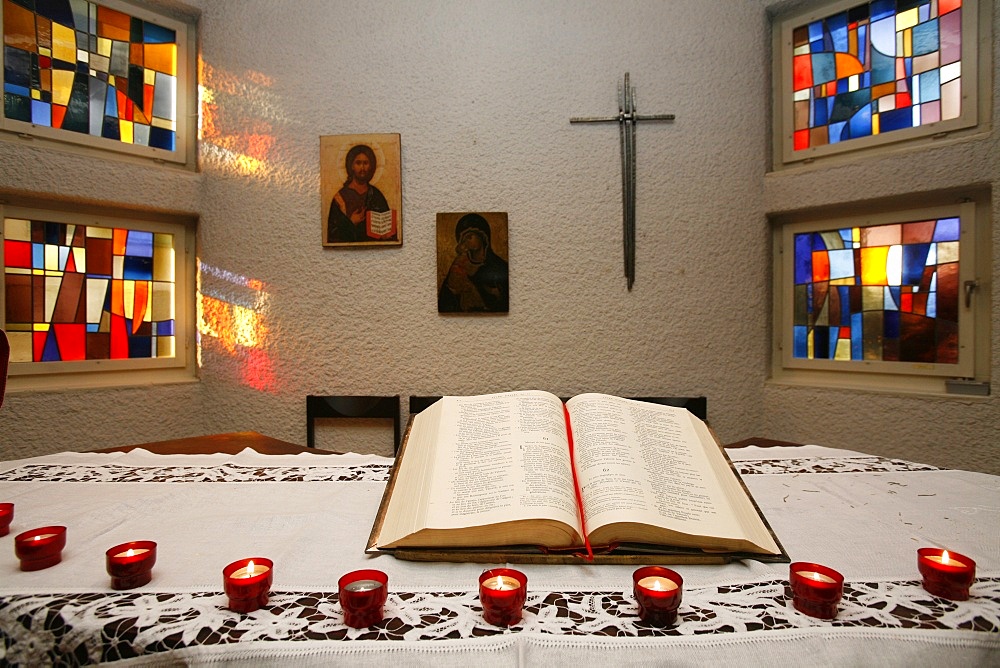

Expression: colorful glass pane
xmin=2 ymin=216 xmax=175 ymax=363
xmin=792 ymin=0 xmax=963 ymax=151
xmin=2 ymin=0 xmax=177 ymax=151
xmin=792 ymin=216 xmax=959 ymax=364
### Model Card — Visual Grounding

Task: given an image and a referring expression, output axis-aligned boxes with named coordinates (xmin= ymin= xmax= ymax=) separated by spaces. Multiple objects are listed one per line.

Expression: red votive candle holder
xmin=789 ymin=562 xmax=844 ymax=619
xmin=0 ymin=503 xmax=12 ymax=537
xmin=223 ymin=557 xmax=273 ymax=613
xmin=106 ymin=541 xmax=157 ymax=590
xmin=917 ymin=548 xmax=976 ymax=601
xmin=14 ymin=526 xmax=67 ymax=571
xmin=633 ymin=566 xmax=683 ymax=626
xmin=338 ymin=569 xmax=389 ymax=628
xmin=478 ymin=568 xmax=528 ymax=627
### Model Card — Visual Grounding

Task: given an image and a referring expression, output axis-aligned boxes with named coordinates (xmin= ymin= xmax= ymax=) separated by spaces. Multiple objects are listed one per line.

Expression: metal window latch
xmin=964 ymin=280 xmax=979 ymax=308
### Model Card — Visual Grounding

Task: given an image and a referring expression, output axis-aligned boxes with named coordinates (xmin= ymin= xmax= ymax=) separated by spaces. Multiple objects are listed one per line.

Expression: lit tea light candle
xmin=478 ymin=568 xmax=528 ymax=627
xmin=633 ymin=566 xmax=683 ymax=626
xmin=338 ymin=569 xmax=389 ymax=628
xmin=788 ymin=561 xmax=844 ymax=619
xmin=106 ymin=541 xmax=157 ymax=590
xmin=0 ymin=503 xmax=13 ymax=537
xmin=14 ymin=526 xmax=67 ymax=571
xmin=917 ymin=548 xmax=976 ymax=601
xmin=223 ymin=557 xmax=274 ymax=613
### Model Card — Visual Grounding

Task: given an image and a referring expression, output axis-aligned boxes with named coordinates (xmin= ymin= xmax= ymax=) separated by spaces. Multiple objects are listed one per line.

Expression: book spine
xmin=564 ymin=403 xmax=594 ymax=561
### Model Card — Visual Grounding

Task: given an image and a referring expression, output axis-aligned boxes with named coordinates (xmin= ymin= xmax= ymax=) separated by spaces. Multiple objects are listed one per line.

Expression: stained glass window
xmin=776 ymin=0 xmax=979 ymax=164
xmin=3 ymin=215 xmax=175 ymax=363
xmin=777 ymin=200 xmax=984 ymax=387
xmin=792 ymin=216 xmax=960 ymax=364
xmin=1 ymin=0 xmax=189 ymax=162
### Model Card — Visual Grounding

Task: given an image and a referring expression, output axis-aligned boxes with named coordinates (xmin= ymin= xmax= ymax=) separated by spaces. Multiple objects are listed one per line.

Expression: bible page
xmin=567 ymin=394 xmax=779 ymax=552
xmin=381 ymin=391 xmax=583 ymax=547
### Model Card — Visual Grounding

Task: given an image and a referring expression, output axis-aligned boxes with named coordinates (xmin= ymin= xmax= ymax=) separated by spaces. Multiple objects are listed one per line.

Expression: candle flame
xmin=34 ymin=535 xmax=42 ymax=541
xmin=809 ymin=571 xmax=824 ymax=581
xmin=941 ymin=550 xmax=950 ymax=565
xmin=247 ymin=560 xmax=255 ymax=576
xmin=496 ymin=576 xmax=506 ymax=588
xmin=126 ymin=549 xmax=135 ymax=557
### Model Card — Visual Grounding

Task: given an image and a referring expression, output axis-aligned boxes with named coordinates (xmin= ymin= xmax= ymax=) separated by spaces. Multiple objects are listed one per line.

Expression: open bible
xmin=366 ymin=391 xmax=788 ymax=564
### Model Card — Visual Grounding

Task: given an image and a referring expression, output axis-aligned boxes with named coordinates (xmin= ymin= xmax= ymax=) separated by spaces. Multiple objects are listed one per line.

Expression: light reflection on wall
xmin=199 ymin=59 xmax=288 ymax=178
xmin=197 ymin=259 xmax=277 ymax=392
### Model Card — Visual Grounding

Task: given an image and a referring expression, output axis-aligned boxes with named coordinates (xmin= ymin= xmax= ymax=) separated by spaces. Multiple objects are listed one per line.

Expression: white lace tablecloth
xmin=0 ymin=445 xmax=997 ymax=666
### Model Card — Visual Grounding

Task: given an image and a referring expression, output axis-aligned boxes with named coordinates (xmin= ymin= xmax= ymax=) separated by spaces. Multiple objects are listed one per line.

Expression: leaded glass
xmin=792 ymin=216 xmax=960 ymax=364
xmin=791 ymin=0 xmax=963 ymax=151
xmin=2 ymin=0 xmax=178 ymax=151
xmin=3 ymin=216 xmax=176 ymax=363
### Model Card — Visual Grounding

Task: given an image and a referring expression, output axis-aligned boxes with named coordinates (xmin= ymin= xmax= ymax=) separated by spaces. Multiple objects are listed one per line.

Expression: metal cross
xmin=571 ymin=72 xmax=674 ymax=290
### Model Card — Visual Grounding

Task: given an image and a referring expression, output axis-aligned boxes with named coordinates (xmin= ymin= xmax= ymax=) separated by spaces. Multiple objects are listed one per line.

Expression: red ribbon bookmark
xmin=564 ymin=403 xmax=594 ymax=561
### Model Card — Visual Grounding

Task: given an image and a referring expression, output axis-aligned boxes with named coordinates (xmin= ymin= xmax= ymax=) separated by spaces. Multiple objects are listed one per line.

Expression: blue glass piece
xmin=31 ymin=100 xmax=52 ymax=126
xmin=126 ymin=230 xmax=154 ymax=257
xmin=794 ymin=234 xmax=813 ymax=284
xmin=845 ymin=103 xmax=873 ymax=140
xmin=814 ymin=326 xmax=830 ymax=358
xmin=4 ymin=47 xmax=32 ymax=89
xmin=933 ymin=217 xmax=960 ymax=242
xmin=813 ymin=232 xmax=829 ymax=251
xmin=839 ymin=286 xmax=852 ymax=321
xmin=902 ymin=243 xmax=930 ymax=284
xmin=813 ymin=98 xmax=829 ymax=126
xmin=811 ymin=52 xmax=836 ymax=85
xmin=808 ymin=20 xmax=824 ymax=43
xmin=851 ymin=312 xmax=863 ymax=359
xmin=87 ymin=323 xmax=99 ymax=333
xmin=35 ymin=0 xmax=74 ymax=26
xmin=918 ymin=69 xmax=941 ymax=102
xmin=836 ymin=78 xmax=850 ymax=94
xmin=148 ymin=127 xmax=175 ymax=150
xmin=829 ymin=248 xmax=855 ymax=279
xmin=885 ymin=287 xmax=900 ymax=310
xmin=828 ymin=11 xmax=849 ymax=52
xmin=870 ymin=48 xmax=896 ymax=85
xmin=857 ymin=25 xmax=868 ymax=65
xmin=130 ymin=334 xmax=152 ymax=358
xmin=927 ymin=291 xmax=937 ymax=318
xmin=123 ymin=255 xmax=153 ymax=280
xmin=871 ymin=0 xmax=895 ymax=21
xmin=102 ymin=115 xmax=120 ymax=140
xmin=42 ymin=330 xmax=62 ymax=361
xmin=105 ymin=87 xmax=117 ymax=117
xmin=870 ymin=16 xmax=896 ymax=57
xmin=830 ymin=89 xmax=871 ymax=122
xmin=143 ymin=22 xmax=176 ymax=44
xmin=884 ymin=310 xmax=900 ymax=338
xmin=793 ymin=326 xmax=809 ymax=358
xmin=32 ymin=241 xmax=45 ymax=268
xmin=839 ymin=229 xmax=852 ymax=244
xmin=880 ymin=107 xmax=914 ymax=132
xmin=4 ymin=83 xmax=31 ymax=97
xmin=158 ymin=320 xmax=175 ymax=336
xmin=913 ymin=19 xmax=939 ymax=56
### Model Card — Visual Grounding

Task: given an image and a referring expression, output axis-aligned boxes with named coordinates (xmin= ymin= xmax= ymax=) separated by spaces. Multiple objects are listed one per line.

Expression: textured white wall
xmin=0 ymin=1 xmax=997 ymax=474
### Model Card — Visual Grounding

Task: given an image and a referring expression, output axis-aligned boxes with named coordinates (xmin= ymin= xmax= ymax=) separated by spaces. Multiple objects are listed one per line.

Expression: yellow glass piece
xmin=87 ymin=226 xmax=113 ymax=239
xmin=806 ymin=329 xmax=814 ymax=358
xmin=44 ymin=275 xmax=61 ymax=322
xmin=51 ymin=22 xmax=75 ymax=63
xmin=860 ymin=246 xmax=890 ymax=285
xmin=4 ymin=218 xmax=31 ymax=240
xmin=39 ymin=46 xmax=51 ymax=57
xmin=98 ymin=37 xmax=112 ymax=57
xmin=862 ymin=285 xmax=883 ymax=311
xmin=941 ymin=78 xmax=961 ymax=120
xmin=937 ymin=241 xmax=959 ymax=263
xmin=120 ymin=120 xmax=134 ymax=143
xmin=151 ymin=116 xmax=175 ymax=131
xmin=144 ymin=69 xmax=156 ymax=85
xmin=52 ymin=69 xmax=74 ymax=106
xmin=834 ymin=339 xmax=852 ymax=361
xmin=86 ymin=278 xmax=109 ymax=324
xmin=903 ymin=28 xmax=912 ymax=57
xmin=77 ymin=49 xmax=89 ymax=65
xmin=33 ymin=322 xmax=50 ymax=331
xmin=7 ymin=330 xmax=32 ymax=364
xmin=156 ymin=336 xmax=175 ymax=357
xmin=31 ymin=89 xmax=41 ymax=100
xmin=896 ymin=8 xmax=919 ymax=32
xmin=151 ymin=281 xmax=175 ymax=320
xmin=44 ymin=244 xmax=59 ymax=271
xmin=72 ymin=246 xmax=86 ymax=273
xmin=144 ymin=43 xmax=177 ymax=76
xmin=152 ymin=235 xmax=175 ymax=281
xmin=113 ymin=255 xmax=124 ymax=280
xmin=873 ymin=113 xmax=880 ymax=135
xmin=6 ymin=267 xmax=30 ymax=276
